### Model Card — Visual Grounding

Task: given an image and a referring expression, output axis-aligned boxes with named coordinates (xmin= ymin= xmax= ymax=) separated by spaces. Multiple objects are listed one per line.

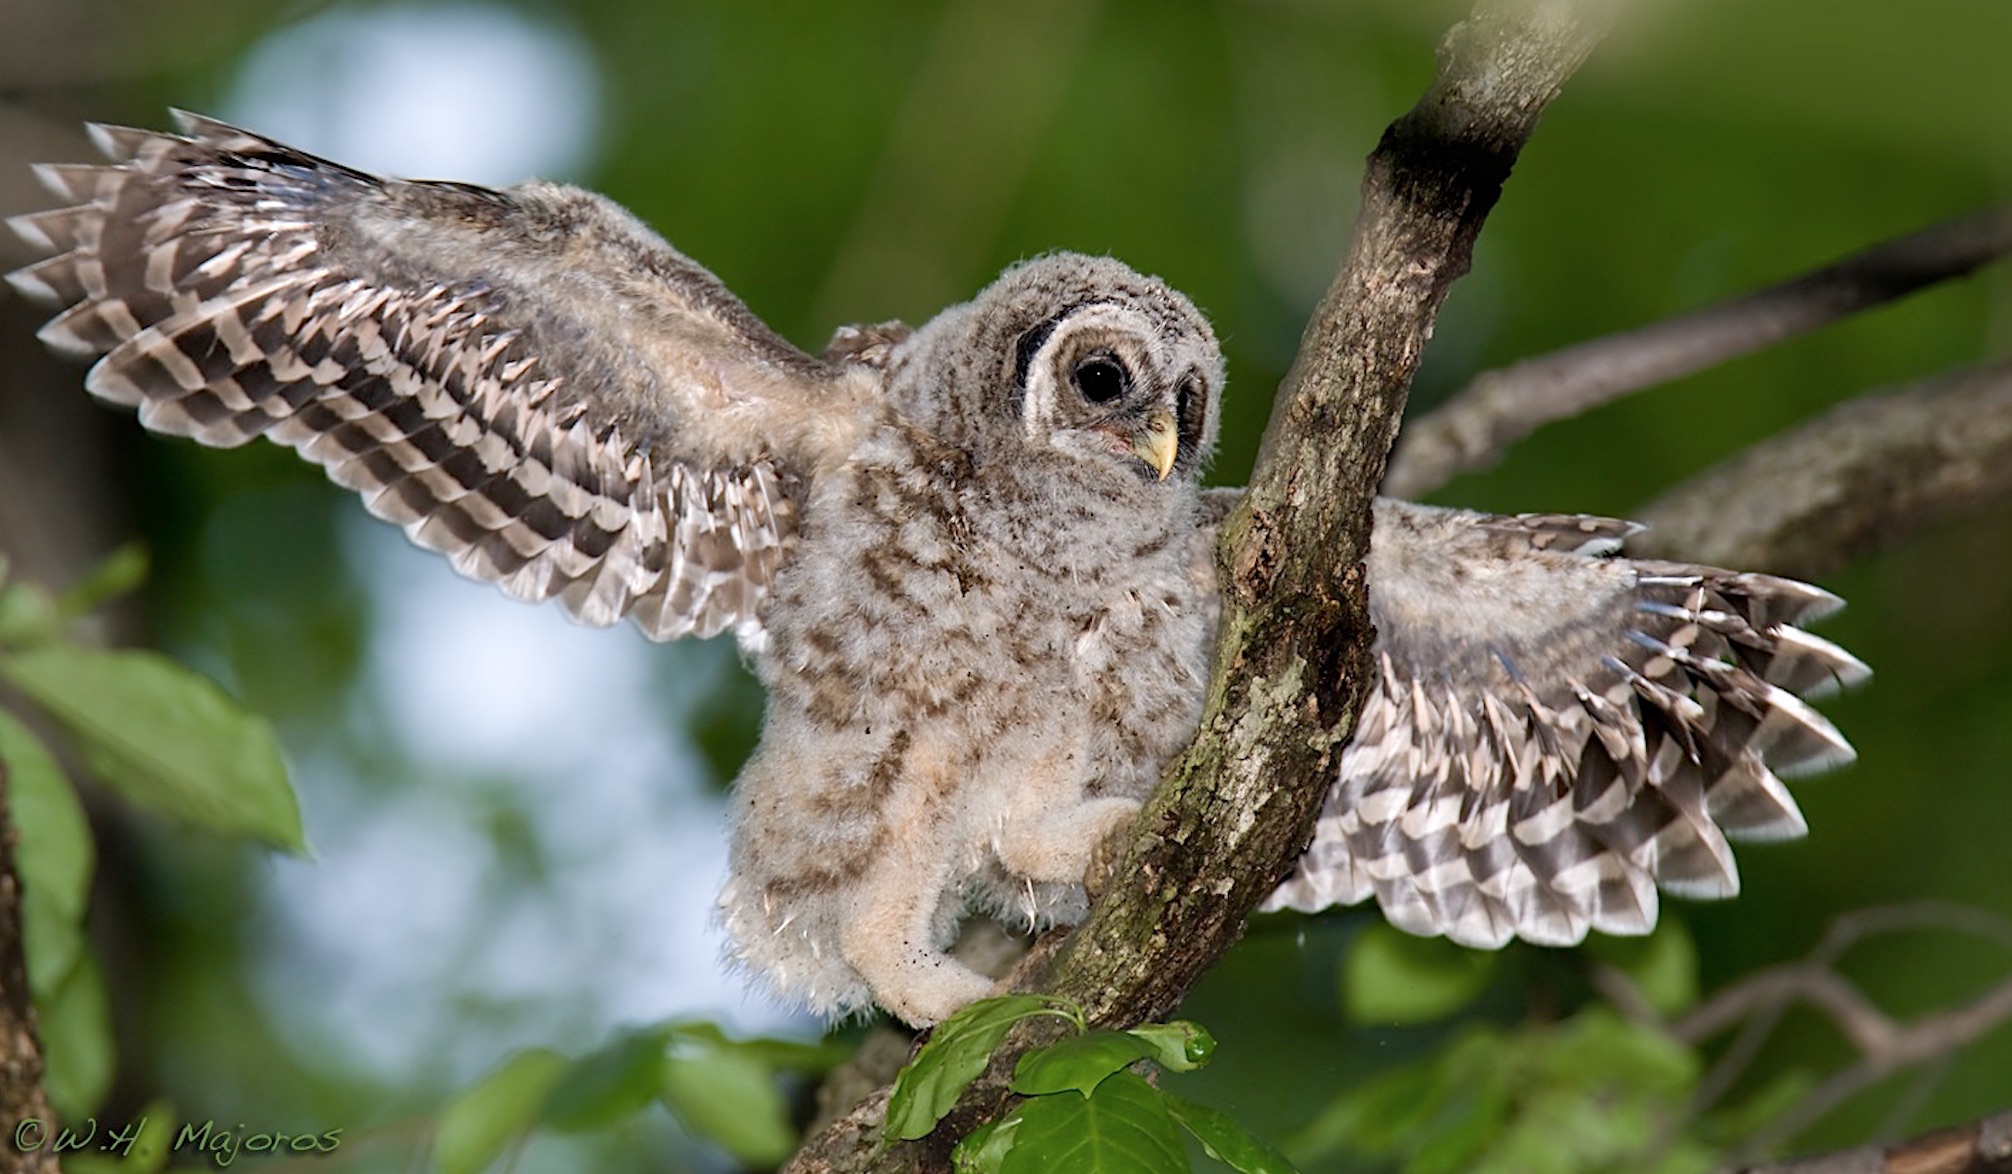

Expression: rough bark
xmin=0 ymin=760 xmax=60 ymax=1174
xmin=1383 ymin=206 xmax=2012 ymax=499
xmin=784 ymin=0 xmax=1617 ymax=1168
xmin=1631 ymin=360 xmax=2012 ymax=577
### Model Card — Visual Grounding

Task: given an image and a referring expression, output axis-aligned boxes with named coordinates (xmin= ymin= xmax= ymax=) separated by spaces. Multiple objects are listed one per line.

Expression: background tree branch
xmin=1731 ymin=1108 xmax=2012 ymax=1174
xmin=1383 ymin=206 xmax=2012 ymax=500
xmin=0 ymin=762 xmax=59 ymax=1174
xmin=786 ymin=0 xmax=1618 ymax=1168
xmin=1591 ymin=904 xmax=2012 ymax=1170
xmin=1627 ymin=360 xmax=2012 ymax=576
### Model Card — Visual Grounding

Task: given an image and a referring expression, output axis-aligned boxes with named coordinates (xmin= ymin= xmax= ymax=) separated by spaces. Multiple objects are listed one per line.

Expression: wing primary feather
xmin=1266 ymin=498 xmax=1863 ymax=950
xmin=10 ymin=113 xmax=878 ymax=643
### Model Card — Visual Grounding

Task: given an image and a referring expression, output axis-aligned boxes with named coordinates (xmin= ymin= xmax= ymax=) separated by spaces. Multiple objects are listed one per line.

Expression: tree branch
xmin=1382 ymin=206 xmax=2012 ymax=499
xmin=1630 ymin=359 xmax=2012 ymax=577
xmin=785 ymin=0 xmax=1616 ymax=1168
xmin=0 ymin=758 xmax=60 ymax=1174
xmin=1729 ymin=1108 xmax=2012 ymax=1174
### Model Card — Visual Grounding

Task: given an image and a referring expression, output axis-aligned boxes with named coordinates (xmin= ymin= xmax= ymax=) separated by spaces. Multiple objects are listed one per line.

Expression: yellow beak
xmin=1131 ymin=408 xmax=1180 ymax=481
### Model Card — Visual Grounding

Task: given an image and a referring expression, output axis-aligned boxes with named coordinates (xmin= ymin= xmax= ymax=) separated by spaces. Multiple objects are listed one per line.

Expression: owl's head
xmin=895 ymin=253 xmax=1224 ymax=490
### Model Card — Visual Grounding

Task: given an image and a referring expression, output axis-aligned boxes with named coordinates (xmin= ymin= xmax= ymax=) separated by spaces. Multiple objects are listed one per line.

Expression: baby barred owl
xmin=9 ymin=114 xmax=1866 ymax=1026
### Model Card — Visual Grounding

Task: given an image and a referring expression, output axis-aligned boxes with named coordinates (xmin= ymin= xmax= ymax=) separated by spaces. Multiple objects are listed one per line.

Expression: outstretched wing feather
xmin=7 ymin=113 xmax=879 ymax=642
xmin=1263 ymin=498 xmax=1867 ymax=948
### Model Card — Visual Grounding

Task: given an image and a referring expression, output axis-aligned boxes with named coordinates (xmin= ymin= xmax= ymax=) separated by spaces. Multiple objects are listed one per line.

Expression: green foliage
xmin=0 ymin=710 xmax=93 ymax=995
xmin=0 ymin=554 xmax=308 ymax=1121
xmin=1343 ymin=922 xmax=1500 ymax=1025
xmin=543 ymin=1027 xmax=672 ymax=1132
xmin=894 ymin=996 xmax=1296 ymax=1174
xmin=64 ymin=1101 xmax=178 ymax=1174
xmin=887 ymin=994 xmax=1082 ymax=1141
xmin=54 ymin=544 xmax=151 ymax=622
xmin=432 ymin=1021 xmax=841 ymax=1172
xmin=659 ymin=1038 xmax=800 ymax=1167
xmin=436 ymin=1049 xmax=569 ymax=1174
xmin=39 ymin=951 xmax=114 ymax=1120
xmin=1011 ymin=1030 xmax=1157 ymax=1098
xmin=998 ymin=1071 xmax=1187 ymax=1174
xmin=1290 ymin=1007 xmax=1713 ymax=1174
xmin=1126 ymin=1020 xmax=1217 ymax=1073
xmin=1163 ymin=1095 xmax=1299 ymax=1174
xmin=0 ymin=563 xmax=60 ymax=649
xmin=1587 ymin=922 xmax=1701 ymax=1017
xmin=0 ymin=647 xmax=302 ymax=853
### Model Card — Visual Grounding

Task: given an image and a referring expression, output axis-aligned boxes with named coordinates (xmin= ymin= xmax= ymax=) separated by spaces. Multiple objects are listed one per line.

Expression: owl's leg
xmin=840 ymin=846 xmax=996 ymax=1027
xmin=993 ymin=795 xmax=1143 ymax=886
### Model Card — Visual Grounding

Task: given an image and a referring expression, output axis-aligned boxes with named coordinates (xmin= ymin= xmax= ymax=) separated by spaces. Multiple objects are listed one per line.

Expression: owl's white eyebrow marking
xmin=1019 ymin=302 xmax=1153 ymax=439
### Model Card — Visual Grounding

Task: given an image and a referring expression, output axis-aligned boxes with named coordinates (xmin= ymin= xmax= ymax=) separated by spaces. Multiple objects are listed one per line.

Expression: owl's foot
xmin=854 ymin=945 xmax=998 ymax=1027
xmin=840 ymin=844 xmax=1001 ymax=1026
xmin=995 ymin=796 xmax=1144 ymax=887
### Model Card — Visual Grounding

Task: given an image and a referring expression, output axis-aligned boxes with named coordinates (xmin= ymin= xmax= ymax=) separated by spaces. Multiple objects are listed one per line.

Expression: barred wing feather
xmin=6 ymin=113 xmax=881 ymax=643
xmin=1264 ymin=499 xmax=1868 ymax=948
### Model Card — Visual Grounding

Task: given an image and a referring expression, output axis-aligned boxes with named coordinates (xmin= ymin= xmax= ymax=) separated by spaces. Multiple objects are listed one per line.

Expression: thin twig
xmin=1383 ymin=206 xmax=2012 ymax=499
xmin=1654 ymin=905 xmax=2012 ymax=1164
xmin=1740 ymin=975 xmax=2012 ymax=1158
xmin=1681 ymin=904 xmax=2012 ymax=1120
xmin=1813 ymin=902 xmax=2012 ymax=964
xmin=1674 ymin=966 xmax=1897 ymax=1053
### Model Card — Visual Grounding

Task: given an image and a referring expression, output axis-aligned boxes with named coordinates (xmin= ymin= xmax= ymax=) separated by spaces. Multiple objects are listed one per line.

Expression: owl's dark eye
xmin=1072 ymin=354 xmax=1129 ymax=404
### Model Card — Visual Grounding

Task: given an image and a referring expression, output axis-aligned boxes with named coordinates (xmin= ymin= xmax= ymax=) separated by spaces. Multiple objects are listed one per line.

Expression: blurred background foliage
xmin=1 ymin=0 xmax=2009 ymax=1170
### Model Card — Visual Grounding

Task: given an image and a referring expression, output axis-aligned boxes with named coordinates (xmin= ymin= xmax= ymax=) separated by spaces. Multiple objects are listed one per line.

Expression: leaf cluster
xmin=435 ymin=1020 xmax=850 ymax=1171
xmin=0 ymin=551 xmax=302 ymax=1122
xmin=886 ymin=994 xmax=1293 ymax=1174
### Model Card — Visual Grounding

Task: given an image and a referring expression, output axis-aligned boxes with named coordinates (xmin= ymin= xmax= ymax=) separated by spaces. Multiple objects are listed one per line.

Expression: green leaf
xmin=1127 ymin=1021 xmax=1216 ymax=1073
xmin=1012 ymin=1030 xmax=1155 ymax=1097
xmin=1287 ymin=1031 xmax=1505 ymax=1160
xmin=661 ymin=1043 xmax=797 ymax=1166
xmin=1537 ymin=1007 xmax=1698 ymax=1093
xmin=1342 ymin=923 xmax=1497 ymax=1025
xmin=1588 ymin=921 xmax=1700 ymax=1016
xmin=954 ymin=1113 xmax=1024 ymax=1174
xmin=1000 ymin=1070 xmax=1186 ymax=1174
xmin=434 ymin=1048 xmax=567 ymax=1174
xmin=710 ymin=1031 xmax=855 ymax=1074
xmin=886 ymin=994 xmax=1074 ymax=1142
xmin=56 ymin=544 xmax=150 ymax=619
xmin=1407 ymin=1072 xmax=1515 ymax=1174
xmin=0 ymin=646 xmax=303 ymax=853
xmin=41 ymin=949 xmax=114 ymax=1119
xmin=0 ymin=710 xmax=94 ymax=996
xmin=0 ymin=580 xmax=59 ymax=651
xmin=1164 ymin=1093 xmax=1299 ymax=1174
xmin=542 ymin=1027 xmax=671 ymax=1133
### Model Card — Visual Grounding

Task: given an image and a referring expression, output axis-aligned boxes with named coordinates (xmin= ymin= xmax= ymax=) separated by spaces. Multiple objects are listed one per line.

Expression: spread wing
xmin=7 ymin=112 xmax=884 ymax=643
xmin=1260 ymin=498 xmax=1868 ymax=947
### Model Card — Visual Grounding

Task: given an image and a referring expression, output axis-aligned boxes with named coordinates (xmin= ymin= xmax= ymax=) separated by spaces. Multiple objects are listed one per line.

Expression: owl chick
xmin=8 ymin=114 xmax=1866 ymax=1026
